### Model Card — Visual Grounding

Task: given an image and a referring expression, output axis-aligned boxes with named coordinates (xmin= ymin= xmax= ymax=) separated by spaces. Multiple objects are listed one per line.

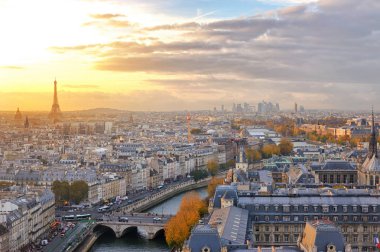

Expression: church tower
xmin=48 ymin=79 xmax=62 ymax=122
xmin=368 ymin=108 xmax=377 ymax=158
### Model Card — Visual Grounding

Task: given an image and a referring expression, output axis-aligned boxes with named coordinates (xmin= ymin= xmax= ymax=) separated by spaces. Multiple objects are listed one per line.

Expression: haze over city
xmin=1 ymin=0 xmax=379 ymax=111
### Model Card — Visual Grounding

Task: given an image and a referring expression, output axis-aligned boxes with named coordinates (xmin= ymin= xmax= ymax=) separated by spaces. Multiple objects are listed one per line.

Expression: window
xmin=362 ymin=216 xmax=368 ymax=222
xmin=283 ymin=216 xmax=290 ymax=222
xmin=314 ymin=206 xmax=318 ymax=212
xmin=265 ymin=226 xmax=269 ymax=232
xmin=353 ymin=216 xmax=358 ymax=222
xmin=333 ymin=206 xmax=338 ymax=212
xmin=275 ymin=216 xmax=279 ymax=221
xmin=202 ymin=246 xmax=211 ymax=252
xmin=284 ymin=226 xmax=289 ymax=232
xmin=255 ymin=226 xmax=260 ymax=232
xmin=265 ymin=216 xmax=269 ymax=222
xmin=255 ymin=235 xmax=260 ymax=242
xmin=265 ymin=234 xmax=270 ymax=242
xmin=343 ymin=206 xmax=348 ymax=213
xmin=275 ymin=234 xmax=280 ymax=242
xmin=294 ymin=234 xmax=299 ymax=242
xmin=353 ymin=235 xmax=358 ymax=242
xmin=352 ymin=206 xmax=357 ymax=212
xmin=304 ymin=216 xmax=308 ymax=222
xmin=283 ymin=205 xmax=290 ymax=212
xmin=322 ymin=206 xmax=329 ymax=213
xmin=333 ymin=216 xmax=338 ymax=222
xmin=255 ymin=205 xmax=260 ymax=211
xmin=275 ymin=226 xmax=279 ymax=232
xmin=275 ymin=205 xmax=279 ymax=212
xmin=372 ymin=205 xmax=377 ymax=212
xmin=363 ymin=226 xmax=368 ymax=232
xmin=343 ymin=216 xmax=348 ymax=221
xmin=284 ymin=235 xmax=289 ymax=242
xmin=362 ymin=206 xmax=368 ymax=213
xmin=294 ymin=226 xmax=299 ymax=232
xmin=294 ymin=216 xmax=299 ymax=222
xmin=373 ymin=216 xmax=378 ymax=221
xmin=255 ymin=216 xmax=259 ymax=221
xmin=304 ymin=206 xmax=308 ymax=212
xmin=265 ymin=206 xmax=269 ymax=211
xmin=314 ymin=216 xmax=319 ymax=221
xmin=294 ymin=205 xmax=299 ymax=211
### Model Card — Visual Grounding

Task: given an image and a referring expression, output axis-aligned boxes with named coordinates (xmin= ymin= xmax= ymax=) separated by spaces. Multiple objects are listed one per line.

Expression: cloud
xmin=0 ymin=65 xmax=25 ymax=70
xmin=50 ymin=0 xmax=380 ymax=110
xmin=90 ymin=13 xmax=125 ymax=19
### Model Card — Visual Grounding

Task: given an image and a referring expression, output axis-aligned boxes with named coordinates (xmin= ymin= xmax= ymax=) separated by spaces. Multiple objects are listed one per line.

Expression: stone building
xmin=238 ymin=188 xmax=380 ymax=252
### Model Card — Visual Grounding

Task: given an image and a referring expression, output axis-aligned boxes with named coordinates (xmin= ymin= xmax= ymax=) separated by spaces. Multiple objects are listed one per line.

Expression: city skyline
xmin=1 ymin=0 xmax=380 ymax=111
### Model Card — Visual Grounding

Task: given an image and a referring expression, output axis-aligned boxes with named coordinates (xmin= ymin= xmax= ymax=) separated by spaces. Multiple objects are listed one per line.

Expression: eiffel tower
xmin=48 ymin=79 xmax=62 ymax=122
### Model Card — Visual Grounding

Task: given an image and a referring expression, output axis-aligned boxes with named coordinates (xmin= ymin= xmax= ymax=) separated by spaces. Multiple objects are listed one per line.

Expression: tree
xmin=278 ymin=138 xmax=294 ymax=156
xmin=207 ymin=160 xmax=219 ymax=176
xmin=52 ymin=180 xmax=70 ymax=204
xmin=190 ymin=128 xmax=202 ymax=135
xmin=245 ymin=148 xmax=262 ymax=163
xmin=70 ymin=180 xmax=89 ymax=204
xmin=226 ymin=159 xmax=235 ymax=168
xmin=261 ymin=144 xmax=280 ymax=158
xmin=190 ymin=170 xmax=208 ymax=181
xmin=165 ymin=192 xmax=206 ymax=249
xmin=207 ymin=177 xmax=224 ymax=199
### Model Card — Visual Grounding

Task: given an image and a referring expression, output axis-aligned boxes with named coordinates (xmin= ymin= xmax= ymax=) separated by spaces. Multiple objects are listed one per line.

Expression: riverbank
xmin=78 ymin=180 xmax=211 ymax=252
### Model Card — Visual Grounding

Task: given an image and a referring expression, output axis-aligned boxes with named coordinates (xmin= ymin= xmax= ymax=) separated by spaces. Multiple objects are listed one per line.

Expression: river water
xmin=90 ymin=187 xmax=208 ymax=252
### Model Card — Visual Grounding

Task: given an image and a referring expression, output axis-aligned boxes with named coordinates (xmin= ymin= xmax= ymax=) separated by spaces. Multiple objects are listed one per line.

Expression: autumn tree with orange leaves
xmin=207 ymin=177 xmax=224 ymax=199
xmin=165 ymin=192 xmax=207 ymax=249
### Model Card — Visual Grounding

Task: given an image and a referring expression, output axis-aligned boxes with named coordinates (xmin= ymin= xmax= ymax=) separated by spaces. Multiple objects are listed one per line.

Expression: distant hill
xmin=67 ymin=108 xmax=129 ymax=114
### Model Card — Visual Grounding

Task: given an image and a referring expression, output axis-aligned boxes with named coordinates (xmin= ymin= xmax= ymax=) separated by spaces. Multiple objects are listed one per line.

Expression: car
xmin=41 ymin=239 xmax=49 ymax=246
xmin=60 ymin=233 xmax=65 ymax=237
xmin=118 ymin=217 xmax=129 ymax=222
xmin=153 ymin=217 xmax=162 ymax=221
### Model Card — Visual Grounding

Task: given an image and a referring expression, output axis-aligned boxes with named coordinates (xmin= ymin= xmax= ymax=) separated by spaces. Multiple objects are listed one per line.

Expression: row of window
xmin=255 ymin=234 xmax=299 ymax=243
xmin=253 ymin=204 xmax=377 ymax=213
xmin=255 ymin=225 xmax=379 ymax=233
xmin=320 ymin=174 xmax=355 ymax=183
xmin=254 ymin=215 xmax=378 ymax=222
xmin=254 ymin=225 xmax=380 ymax=235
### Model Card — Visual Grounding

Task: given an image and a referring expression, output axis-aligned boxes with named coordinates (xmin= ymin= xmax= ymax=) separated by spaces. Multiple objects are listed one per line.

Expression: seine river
xmin=90 ymin=187 xmax=208 ymax=252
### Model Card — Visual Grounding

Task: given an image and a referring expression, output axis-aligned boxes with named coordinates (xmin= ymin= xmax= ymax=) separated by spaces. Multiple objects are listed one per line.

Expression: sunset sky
xmin=1 ymin=0 xmax=379 ymax=111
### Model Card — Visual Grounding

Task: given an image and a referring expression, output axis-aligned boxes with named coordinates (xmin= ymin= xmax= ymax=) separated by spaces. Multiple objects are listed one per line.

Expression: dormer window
xmin=202 ymin=246 xmax=211 ymax=252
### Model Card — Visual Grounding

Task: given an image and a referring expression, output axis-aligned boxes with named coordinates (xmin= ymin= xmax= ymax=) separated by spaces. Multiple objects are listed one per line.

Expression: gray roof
xmin=221 ymin=207 xmax=248 ymax=245
xmin=187 ymin=225 xmax=222 ymax=252
xmin=312 ymin=160 xmax=356 ymax=171
xmin=213 ymin=185 xmax=238 ymax=209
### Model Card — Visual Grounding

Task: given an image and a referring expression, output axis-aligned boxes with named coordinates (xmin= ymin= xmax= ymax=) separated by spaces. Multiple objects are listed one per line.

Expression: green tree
xmin=226 ymin=159 xmax=235 ymax=168
xmin=278 ymin=138 xmax=294 ymax=155
xmin=190 ymin=170 xmax=208 ymax=181
xmin=52 ymin=180 xmax=70 ymax=204
xmin=70 ymin=180 xmax=89 ymax=204
xmin=207 ymin=160 xmax=219 ymax=176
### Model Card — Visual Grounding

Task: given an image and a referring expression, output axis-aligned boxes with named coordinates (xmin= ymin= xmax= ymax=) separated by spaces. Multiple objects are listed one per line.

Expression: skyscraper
xmin=48 ymin=79 xmax=62 ymax=122
xmin=294 ymin=102 xmax=298 ymax=113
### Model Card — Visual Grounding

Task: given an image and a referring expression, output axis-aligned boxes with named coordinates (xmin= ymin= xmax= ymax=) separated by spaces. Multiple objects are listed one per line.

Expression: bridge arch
xmin=93 ymin=224 xmax=116 ymax=237
xmin=151 ymin=228 xmax=165 ymax=240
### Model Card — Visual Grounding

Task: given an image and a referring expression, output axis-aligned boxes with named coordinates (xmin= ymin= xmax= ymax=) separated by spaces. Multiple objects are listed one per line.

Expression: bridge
xmin=93 ymin=214 xmax=171 ymax=239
